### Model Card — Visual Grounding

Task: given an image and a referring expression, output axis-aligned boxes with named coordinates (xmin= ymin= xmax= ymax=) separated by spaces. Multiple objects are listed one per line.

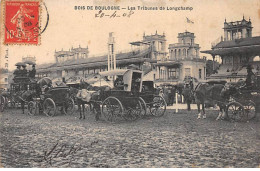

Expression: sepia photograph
xmin=0 ymin=0 xmax=259 ymax=168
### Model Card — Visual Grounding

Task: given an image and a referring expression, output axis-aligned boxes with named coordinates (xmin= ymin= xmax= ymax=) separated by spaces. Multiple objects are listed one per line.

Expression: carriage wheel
xmin=244 ymin=101 xmax=256 ymax=121
xmin=123 ymin=99 xmax=142 ymax=121
xmin=0 ymin=96 xmax=5 ymax=112
xmin=102 ymin=96 xmax=124 ymax=122
xmin=226 ymin=102 xmax=245 ymax=122
xmin=43 ymin=98 xmax=56 ymax=117
xmin=149 ymin=95 xmax=167 ymax=117
xmin=28 ymin=101 xmax=37 ymax=116
xmin=138 ymin=97 xmax=147 ymax=116
xmin=63 ymin=98 xmax=75 ymax=115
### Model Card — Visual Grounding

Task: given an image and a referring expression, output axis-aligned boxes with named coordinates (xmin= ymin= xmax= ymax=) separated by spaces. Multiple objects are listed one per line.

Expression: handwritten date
xmin=95 ymin=10 xmax=134 ymax=18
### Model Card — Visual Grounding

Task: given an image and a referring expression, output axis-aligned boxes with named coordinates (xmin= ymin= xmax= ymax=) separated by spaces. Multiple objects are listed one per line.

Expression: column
xmin=224 ymin=30 xmax=228 ymax=41
xmin=166 ymin=67 xmax=169 ymax=80
xmin=242 ymin=28 xmax=247 ymax=38
xmin=107 ymin=45 xmax=110 ymax=71
xmin=212 ymin=55 xmax=215 ymax=71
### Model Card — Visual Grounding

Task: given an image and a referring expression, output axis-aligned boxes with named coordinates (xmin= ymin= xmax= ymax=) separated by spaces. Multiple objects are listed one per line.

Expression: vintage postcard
xmin=0 ymin=0 xmax=260 ymax=168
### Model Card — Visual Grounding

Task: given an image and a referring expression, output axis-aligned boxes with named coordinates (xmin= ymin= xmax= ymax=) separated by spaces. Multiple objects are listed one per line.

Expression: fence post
xmin=175 ymin=92 xmax=178 ymax=113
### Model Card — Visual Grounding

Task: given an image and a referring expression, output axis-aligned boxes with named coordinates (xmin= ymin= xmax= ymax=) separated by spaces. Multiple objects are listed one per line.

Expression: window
xmin=5 ymin=63 xmax=8 ymax=68
xmin=185 ymin=68 xmax=191 ymax=77
xmin=183 ymin=49 xmax=186 ymax=57
xmin=168 ymin=68 xmax=177 ymax=79
xmin=199 ymin=69 xmax=202 ymax=79
xmin=178 ymin=49 xmax=181 ymax=58
xmin=5 ymin=78 xmax=8 ymax=82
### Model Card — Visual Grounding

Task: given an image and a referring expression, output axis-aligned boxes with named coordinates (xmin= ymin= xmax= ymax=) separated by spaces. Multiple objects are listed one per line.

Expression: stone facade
xmin=154 ymin=31 xmax=206 ymax=85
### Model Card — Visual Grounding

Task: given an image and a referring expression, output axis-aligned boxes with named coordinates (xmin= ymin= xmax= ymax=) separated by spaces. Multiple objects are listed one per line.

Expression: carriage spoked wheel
xmin=28 ymin=101 xmax=37 ymax=116
xmin=0 ymin=96 xmax=5 ymax=112
xmin=244 ymin=101 xmax=256 ymax=121
xmin=102 ymin=96 xmax=124 ymax=122
xmin=123 ymin=100 xmax=142 ymax=121
xmin=149 ymin=95 xmax=167 ymax=117
xmin=138 ymin=97 xmax=147 ymax=117
xmin=226 ymin=102 xmax=245 ymax=122
xmin=43 ymin=98 xmax=57 ymax=117
xmin=62 ymin=97 xmax=75 ymax=115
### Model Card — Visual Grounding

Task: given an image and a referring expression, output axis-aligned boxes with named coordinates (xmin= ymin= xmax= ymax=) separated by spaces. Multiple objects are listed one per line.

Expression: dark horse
xmin=193 ymin=83 xmax=229 ymax=119
xmin=182 ymin=82 xmax=230 ymax=120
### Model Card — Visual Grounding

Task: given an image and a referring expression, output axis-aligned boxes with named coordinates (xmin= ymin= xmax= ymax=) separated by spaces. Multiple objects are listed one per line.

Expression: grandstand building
xmin=36 ymin=31 xmax=206 ymax=85
xmin=201 ymin=16 xmax=260 ymax=82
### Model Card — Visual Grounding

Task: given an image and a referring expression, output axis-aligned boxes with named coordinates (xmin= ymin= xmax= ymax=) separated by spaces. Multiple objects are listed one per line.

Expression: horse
xmin=11 ymin=90 xmax=36 ymax=114
xmin=193 ymin=83 xmax=229 ymax=120
xmin=70 ymin=82 xmax=111 ymax=120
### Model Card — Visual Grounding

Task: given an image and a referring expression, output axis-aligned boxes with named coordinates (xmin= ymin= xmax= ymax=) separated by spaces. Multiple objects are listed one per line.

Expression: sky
xmin=1 ymin=0 xmax=260 ymax=70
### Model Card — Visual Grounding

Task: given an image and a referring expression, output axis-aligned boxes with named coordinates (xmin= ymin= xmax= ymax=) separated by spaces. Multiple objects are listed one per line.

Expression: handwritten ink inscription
xmin=95 ymin=10 xmax=134 ymax=18
xmin=36 ymin=140 xmax=99 ymax=166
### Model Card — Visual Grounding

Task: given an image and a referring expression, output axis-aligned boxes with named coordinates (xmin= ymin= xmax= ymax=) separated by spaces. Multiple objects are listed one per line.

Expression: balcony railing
xmin=211 ymin=32 xmax=260 ymax=48
xmin=169 ymin=43 xmax=199 ymax=48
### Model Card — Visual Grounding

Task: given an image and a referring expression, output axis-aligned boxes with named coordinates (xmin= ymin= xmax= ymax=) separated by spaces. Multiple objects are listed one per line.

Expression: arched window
xmin=178 ymin=49 xmax=181 ymax=58
xmin=174 ymin=49 xmax=177 ymax=59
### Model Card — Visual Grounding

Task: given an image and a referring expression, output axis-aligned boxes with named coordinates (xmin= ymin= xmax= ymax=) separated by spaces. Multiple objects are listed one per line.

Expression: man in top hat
xmin=245 ymin=64 xmax=255 ymax=88
xmin=28 ymin=64 xmax=36 ymax=78
xmin=21 ymin=64 xmax=28 ymax=77
xmin=13 ymin=65 xmax=21 ymax=77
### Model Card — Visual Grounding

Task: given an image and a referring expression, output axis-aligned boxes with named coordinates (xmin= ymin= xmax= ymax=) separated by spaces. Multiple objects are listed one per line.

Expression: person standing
xmin=13 ymin=65 xmax=21 ymax=77
xmin=28 ymin=64 xmax=36 ymax=78
xmin=183 ymin=83 xmax=192 ymax=111
xmin=21 ymin=65 xmax=28 ymax=77
xmin=245 ymin=64 xmax=255 ymax=88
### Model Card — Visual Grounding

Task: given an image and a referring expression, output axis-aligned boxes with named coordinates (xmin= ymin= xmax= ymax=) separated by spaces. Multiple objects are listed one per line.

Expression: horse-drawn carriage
xmin=97 ymin=69 xmax=167 ymax=122
xmin=27 ymin=77 xmax=75 ymax=116
xmin=0 ymin=75 xmax=38 ymax=112
xmin=190 ymin=75 xmax=259 ymax=122
xmin=0 ymin=61 xmax=38 ymax=112
xmin=69 ymin=69 xmax=166 ymax=122
xmin=225 ymin=75 xmax=260 ymax=122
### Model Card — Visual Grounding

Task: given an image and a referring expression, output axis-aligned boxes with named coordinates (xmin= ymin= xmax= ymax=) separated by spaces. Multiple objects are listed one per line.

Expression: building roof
xmin=214 ymin=36 xmax=260 ymax=49
xmin=37 ymin=48 xmax=151 ymax=73
xmin=201 ymin=36 xmax=260 ymax=55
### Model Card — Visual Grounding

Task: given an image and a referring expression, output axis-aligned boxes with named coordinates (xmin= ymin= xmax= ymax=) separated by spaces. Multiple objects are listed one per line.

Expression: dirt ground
xmin=0 ymin=108 xmax=259 ymax=168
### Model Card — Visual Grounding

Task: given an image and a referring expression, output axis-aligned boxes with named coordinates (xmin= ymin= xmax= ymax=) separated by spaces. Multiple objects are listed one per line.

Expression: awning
xmin=99 ymin=69 xmax=128 ymax=77
xmin=99 ymin=69 xmax=143 ymax=77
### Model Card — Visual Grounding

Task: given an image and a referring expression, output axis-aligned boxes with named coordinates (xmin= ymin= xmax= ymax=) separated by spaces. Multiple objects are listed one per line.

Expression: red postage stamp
xmin=4 ymin=0 xmax=41 ymax=45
